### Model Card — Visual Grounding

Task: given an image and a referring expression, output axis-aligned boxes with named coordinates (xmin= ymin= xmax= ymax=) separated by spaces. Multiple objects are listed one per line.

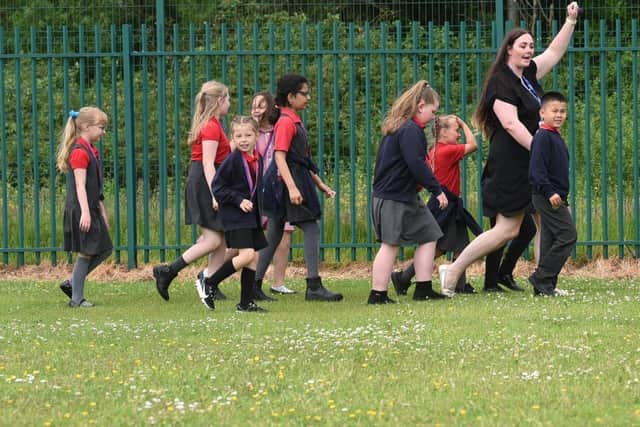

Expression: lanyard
xmin=242 ymin=156 xmax=257 ymax=199
xmin=521 ymin=75 xmax=541 ymax=106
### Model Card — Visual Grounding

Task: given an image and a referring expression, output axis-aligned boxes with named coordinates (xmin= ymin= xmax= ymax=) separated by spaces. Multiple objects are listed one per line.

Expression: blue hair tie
xmin=69 ymin=110 xmax=79 ymax=119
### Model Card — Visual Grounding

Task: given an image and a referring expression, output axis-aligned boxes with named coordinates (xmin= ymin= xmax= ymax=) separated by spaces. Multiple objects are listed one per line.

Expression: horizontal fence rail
xmin=1 ymin=19 xmax=639 ymax=267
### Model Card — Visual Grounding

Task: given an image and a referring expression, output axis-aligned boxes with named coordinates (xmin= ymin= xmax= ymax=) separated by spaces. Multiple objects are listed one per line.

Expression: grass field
xmin=1 ymin=275 xmax=639 ymax=426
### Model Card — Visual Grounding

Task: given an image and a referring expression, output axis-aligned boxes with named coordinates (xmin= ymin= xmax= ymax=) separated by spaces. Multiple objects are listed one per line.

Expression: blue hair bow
xmin=69 ymin=110 xmax=79 ymax=119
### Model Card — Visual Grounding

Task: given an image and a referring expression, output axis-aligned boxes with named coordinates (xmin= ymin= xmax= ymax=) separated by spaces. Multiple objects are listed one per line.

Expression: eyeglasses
xmin=297 ymin=90 xmax=311 ymax=98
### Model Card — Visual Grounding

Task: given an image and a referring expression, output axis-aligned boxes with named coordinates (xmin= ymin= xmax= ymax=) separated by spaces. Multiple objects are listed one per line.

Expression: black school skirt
xmin=184 ymin=161 xmax=224 ymax=231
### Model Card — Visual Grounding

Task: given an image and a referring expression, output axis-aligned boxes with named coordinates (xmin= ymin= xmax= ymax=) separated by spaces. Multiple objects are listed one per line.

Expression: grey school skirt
xmin=372 ymin=195 xmax=443 ymax=246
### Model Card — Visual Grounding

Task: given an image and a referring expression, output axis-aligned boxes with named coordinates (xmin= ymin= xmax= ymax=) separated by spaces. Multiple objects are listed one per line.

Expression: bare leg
xmin=413 ymin=241 xmax=436 ymax=282
xmin=443 ymin=213 xmax=524 ymax=288
xmin=272 ymin=231 xmax=292 ymax=286
xmin=372 ymin=243 xmax=400 ymax=291
xmin=181 ymin=228 xmax=225 ymax=266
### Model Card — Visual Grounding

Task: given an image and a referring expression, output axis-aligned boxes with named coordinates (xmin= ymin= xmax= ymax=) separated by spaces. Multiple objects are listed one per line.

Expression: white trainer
xmin=270 ymin=285 xmax=298 ymax=294
xmin=195 ymin=268 xmax=209 ymax=300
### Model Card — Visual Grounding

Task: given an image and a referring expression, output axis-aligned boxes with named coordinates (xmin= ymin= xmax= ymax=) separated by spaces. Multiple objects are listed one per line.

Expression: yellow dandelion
xmin=366 ymin=410 xmax=377 ymax=416
xmin=82 ymin=411 xmax=88 ymax=416
xmin=459 ymin=409 xmax=467 ymax=416
xmin=64 ymin=413 xmax=71 ymax=419
xmin=349 ymin=414 xmax=356 ymax=419
xmin=635 ymin=408 xmax=640 ymax=416
xmin=362 ymin=363 xmax=368 ymax=368
xmin=288 ymin=408 xmax=295 ymax=413
xmin=43 ymin=422 xmax=52 ymax=427
xmin=75 ymin=373 xmax=82 ymax=379
xmin=271 ymin=411 xmax=280 ymax=417
xmin=595 ymin=418 xmax=604 ymax=423
xmin=167 ymin=406 xmax=174 ymax=412
xmin=532 ymin=405 xmax=540 ymax=410
xmin=313 ymin=415 xmax=322 ymax=421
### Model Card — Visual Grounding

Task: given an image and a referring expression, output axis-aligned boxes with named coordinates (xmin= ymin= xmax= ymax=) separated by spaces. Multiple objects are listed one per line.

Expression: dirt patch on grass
xmin=1 ymin=257 xmax=638 ymax=283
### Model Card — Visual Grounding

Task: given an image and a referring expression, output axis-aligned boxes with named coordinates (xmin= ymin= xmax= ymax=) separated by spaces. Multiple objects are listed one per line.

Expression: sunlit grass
xmin=1 ymin=276 xmax=639 ymax=426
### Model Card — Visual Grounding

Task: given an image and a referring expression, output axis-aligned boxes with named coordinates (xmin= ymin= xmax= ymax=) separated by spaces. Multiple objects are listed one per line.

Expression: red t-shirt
xmin=68 ymin=137 xmax=100 ymax=170
xmin=427 ymin=142 xmax=466 ymax=196
xmin=273 ymin=107 xmax=302 ymax=152
xmin=191 ymin=117 xmax=230 ymax=164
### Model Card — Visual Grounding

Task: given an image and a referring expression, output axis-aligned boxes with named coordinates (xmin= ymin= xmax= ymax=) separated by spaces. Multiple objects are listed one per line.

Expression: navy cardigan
xmin=212 ymin=149 xmax=263 ymax=231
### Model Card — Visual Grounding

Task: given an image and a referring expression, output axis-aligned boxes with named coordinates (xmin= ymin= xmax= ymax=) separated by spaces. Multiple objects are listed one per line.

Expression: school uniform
xmin=528 ymin=125 xmax=577 ymax=288
xmin=63 ymin=137 xmax=113 ymax=256
xmin=427 ymin=142 xmax=482 ymax=253
xmin=212 ymin=149 xmax=268 ymax=250
xmin=184 ymin=116 xmax=231 ymax=231
xmin=371 ymin=119 xmax=443 ymax=246
xmin=271 ymin=107 xmax=321 ymax=225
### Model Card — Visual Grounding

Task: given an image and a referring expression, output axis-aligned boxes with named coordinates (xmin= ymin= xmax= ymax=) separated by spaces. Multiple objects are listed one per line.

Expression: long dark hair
xmin=473 ymin=28 xmax=532 ymax=139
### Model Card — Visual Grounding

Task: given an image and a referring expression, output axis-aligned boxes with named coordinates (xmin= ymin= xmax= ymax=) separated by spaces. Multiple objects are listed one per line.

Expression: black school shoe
xmin=412 ymin=283 xmax=447 ymax=300
xmin=305 ymin=277 xmax=343 ymax=301
xmin=483 ymin=283 xmax=505 ymax=293
xmin=252 ymin=279 xmax=277 ymax=302
xmin=527 ymin=275 xmax=555 ymax=296
xmin=497 ymin=274 xmax=525 ymax=291
xmin=367 ymin=290 xmax=397 ymax=305
xmin=455 ymin=283 xmax=477 ymax=294
xmin=390 ymin=271 xmax=411 ymax=295
xmin=236 ymin=301 xmax=267 ymax=312
xmin=152 ymin=264 xmax=176 ymax=301
xmin=59 ymin=280 xmax=72 ymax=298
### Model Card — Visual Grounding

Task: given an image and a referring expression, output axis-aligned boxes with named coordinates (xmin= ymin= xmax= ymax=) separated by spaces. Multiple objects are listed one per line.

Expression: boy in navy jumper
xmin=528 ymin=91 xmax=577 ymax=296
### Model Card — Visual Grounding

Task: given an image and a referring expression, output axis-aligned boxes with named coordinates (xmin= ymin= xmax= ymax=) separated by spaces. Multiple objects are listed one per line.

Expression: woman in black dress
xmin=440 ymin=1 xmax=580 ymax=291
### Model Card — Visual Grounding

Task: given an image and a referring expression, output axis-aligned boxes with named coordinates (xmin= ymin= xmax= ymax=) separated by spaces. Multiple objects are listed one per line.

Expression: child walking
xmin=369 ymin=80 xmax=448 ymax=304
xmin=152 ymin=80 xmax=231 ymax=302
xmin=527 ymin=91 xmax=577 ymax=295
xmin=57 ymin=107 xmax=112 ymax=307
xmin=250 ymin=92 xmax=296 ymax=300
xmin=256 ymin=74 xmax=342 ymax=302
xmin=391 ymin=115 xmax=481 ymax=297
xmin=201 ymin=115 xmax=269 ymax=312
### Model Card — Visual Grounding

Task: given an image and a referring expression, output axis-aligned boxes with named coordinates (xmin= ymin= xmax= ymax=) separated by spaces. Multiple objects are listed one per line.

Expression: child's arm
xmin=310 ymin=172 xmax=336 ymax=198
xmin=73 ymin=169 xmax=91 ymax=232
xmin=457 ymin=117 xmax=478 ymax=155
xmin=99 ymin=200 xmax=109 ymax=230
xmin=275 ymin=150 xmax=303 ymax=205
xmin=202 ymin=139 xmax=220 ymax=210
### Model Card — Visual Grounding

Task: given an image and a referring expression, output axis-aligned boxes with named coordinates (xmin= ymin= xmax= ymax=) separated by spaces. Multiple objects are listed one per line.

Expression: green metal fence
xmin=1 ymin=18 xmax=639 ymax=268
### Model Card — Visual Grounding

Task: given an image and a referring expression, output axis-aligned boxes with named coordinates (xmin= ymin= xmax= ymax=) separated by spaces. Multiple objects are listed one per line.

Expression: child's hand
xmin=436 ymin=192 xmax=448 ymax=209
xmin=289 ymin=186 xmax=303 ymax=205
xmin=321 ymin=184 xmax=336 ymax=198
xmin=240 ymin=199 xmax=254 ymax=212
xmin=549 ymin=193 xmax=563 ymax=209
xmin=79 ymin=210 xmax=91 ymax=232
xmin=212 ymin=195 xmax=219 ymax=211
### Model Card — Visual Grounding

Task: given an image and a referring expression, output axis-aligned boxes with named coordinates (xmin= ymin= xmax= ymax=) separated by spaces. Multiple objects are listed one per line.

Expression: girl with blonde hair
xmin=369 ymin=80 xmax=448 ymax=304
xmin=57 ymin=106 xmax=112 ymax=307
xmin=153 ymin=80 xmax=232 ymax=303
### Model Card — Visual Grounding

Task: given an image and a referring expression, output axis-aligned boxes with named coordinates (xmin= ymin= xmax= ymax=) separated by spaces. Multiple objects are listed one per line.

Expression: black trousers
xmin=484 ymin=213 xmax=537 ymax=286
xmin=530 ymin=194 xmax=577 ymax=284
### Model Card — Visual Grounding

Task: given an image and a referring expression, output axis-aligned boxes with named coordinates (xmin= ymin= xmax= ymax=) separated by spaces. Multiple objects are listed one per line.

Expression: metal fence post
xmin=122 ymin=24 xmax=137 ymax=268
